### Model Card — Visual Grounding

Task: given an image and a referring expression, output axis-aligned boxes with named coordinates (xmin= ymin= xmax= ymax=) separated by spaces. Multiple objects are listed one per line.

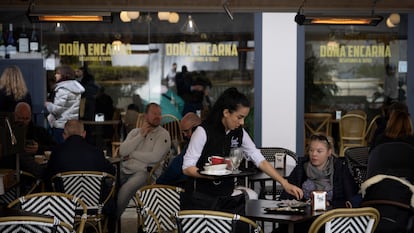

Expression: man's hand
xmin=140 ymin=122 xmax=154 ymax=137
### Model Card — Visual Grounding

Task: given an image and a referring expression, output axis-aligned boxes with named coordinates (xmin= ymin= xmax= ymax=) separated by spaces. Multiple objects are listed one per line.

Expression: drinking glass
xmin=229 ymin=148 xmax=245 ymax=174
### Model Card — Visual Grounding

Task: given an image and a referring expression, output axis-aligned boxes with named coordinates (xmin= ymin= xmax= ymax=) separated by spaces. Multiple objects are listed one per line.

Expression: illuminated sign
xmin=165 ymin=42 xmax=238 ymax=62
xmin=319 ymin=44 xmax=391 ymax=63
xmin=59 ymin=41 xmax=132 ymax=61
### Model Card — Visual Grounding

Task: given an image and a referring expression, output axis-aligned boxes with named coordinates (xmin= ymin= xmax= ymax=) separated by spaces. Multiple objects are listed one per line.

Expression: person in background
xmin=45 ymin=119 xmax=116 ymax=232
xmin=280 ymin=133 xmax=358 ymax=207
xmin=116 ymin=103 xmax=171 ymax=218
xmin=156 ymin=112 xmax=202 ymax=186
xmin=75 ymin=65 xmax=99 ymax=121
xmin=164 ymin=62 xmax=177 ymax=93
xmin=370 ymin=102 xmax=409 ymax=148
xmin=0 ymin=102 xmax=51 ymax=179
xmin=383 ymin=63 xmax=399 ymax=105
xmin=14 ymin=102 xmax=55 ymax=155
xmin=182 ymin=88 xmax=303 ymax=216
xmin=45 ymin=65 xmax=85 ymax=144
xmin=0 ymin=65 xmax=32 ymax=112
xmin=370 ymin=108 xmax=414 ymax=151
xmin=275 ymin=133 xmax=358 ymax=233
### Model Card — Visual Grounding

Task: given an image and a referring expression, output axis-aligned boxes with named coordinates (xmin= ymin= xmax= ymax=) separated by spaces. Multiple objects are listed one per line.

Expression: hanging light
xmin=120 ymin=11 xmax=131 ymax=22
xmin=127 ymin=11 xmax=140 ymax=20
xmin=158 ymin=12 xmax=170 ymax=21
xmin=389 ymin=13 xmax=400 ymax=25
xmin=168 ymin=12 xmax=179 ymax=23
xmin=180 ymin=15 xmax=199 ymax=34
xmin=386 ymin=17 xmax=396 ymax=28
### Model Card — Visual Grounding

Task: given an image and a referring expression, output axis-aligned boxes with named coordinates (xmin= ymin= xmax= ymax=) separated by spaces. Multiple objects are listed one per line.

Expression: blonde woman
xmin=0 ymin=65 xmax=32 ymax=112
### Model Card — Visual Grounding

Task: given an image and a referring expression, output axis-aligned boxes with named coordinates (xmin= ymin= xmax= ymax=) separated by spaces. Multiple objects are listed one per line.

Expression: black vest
xmin=193 ymin=123 xmax=243 ymax=196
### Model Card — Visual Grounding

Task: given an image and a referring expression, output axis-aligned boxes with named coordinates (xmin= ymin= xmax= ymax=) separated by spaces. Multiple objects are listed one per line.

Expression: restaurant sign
xmin=59 ymin=41 xmax=132 ymax=62
xmin=319 ymin=44 xmax=391 ymax=63
xmin=165 ymin=41 xmax=238 ymax=62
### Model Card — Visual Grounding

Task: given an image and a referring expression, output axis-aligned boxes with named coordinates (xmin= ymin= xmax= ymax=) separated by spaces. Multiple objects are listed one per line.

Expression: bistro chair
xmin=147 ymin=151 xmax=173 ymax=185
xmin=364 ymin=114 xmax=381 ymax=146
xmin=304 ymin=113 xmax=332 ymax=149
xmin=249 ymin=147 xmax=297 ymax=200
xmin=339 ymin=113 xmax=367 ymax=156
xmin=308 ymin=207 xmax=380 ymax=233
xmin=51 ymin=171 xmax=116 ymax=233
xmin=0 ymin=170 xmax=43 ymax=206
xmin=8 ymin=192 xmax=87 ymax=233
xmin=0 ymin=215 xmax=73 ymax=233
xmin=346 ymin=109 xmax=367 ymax=119
xmin=136 ymin=113 xmax=145 ymax=128
xmin=135 ymin=184 xmax=184 ymax=233
xmin=344 ymin=146 xmax=370 ymax=187
xmin=161 ymin=114 xmax=183 ymax=155
xmin=175 ymin=210 xmax=263 ymax=233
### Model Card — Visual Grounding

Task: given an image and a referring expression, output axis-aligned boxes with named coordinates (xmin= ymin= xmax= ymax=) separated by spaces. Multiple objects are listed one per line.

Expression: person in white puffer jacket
xmin=45 ymin=65 xmax=85 ymax=144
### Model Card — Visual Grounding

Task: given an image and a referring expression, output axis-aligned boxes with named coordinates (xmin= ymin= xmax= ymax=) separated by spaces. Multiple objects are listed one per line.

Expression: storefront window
xmin=1 ymin=13 xmax=255 ymax=127
xmin=304 ymin=14 xmax=408 ymax=119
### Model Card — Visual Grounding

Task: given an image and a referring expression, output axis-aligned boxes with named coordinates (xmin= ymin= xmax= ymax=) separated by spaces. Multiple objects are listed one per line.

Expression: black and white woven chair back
xmin=18 ymin=194 xmax=78 ymax=233
xmin=175 ymin=210 xmax=262 ymax=233
xmin=56 ymin=172 xmax=104 ymax=210
xmin=137 ymin=185 xmax=183 ymax=232
xmin=326 ymin=215 xmax=375 ymax=232
xmin=0 ymin=216 xmax=63 ymax=233
xmin=308 ymin=207 xmax=380 ymax=233
xmin=344 ymin=146 xmax=369 ymax=187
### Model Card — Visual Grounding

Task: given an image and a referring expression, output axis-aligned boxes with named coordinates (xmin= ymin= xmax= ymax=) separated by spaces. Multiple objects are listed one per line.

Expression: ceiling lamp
xmin=120 ymin=11 xmax=131 ymax=22
xmin=168 ymin=12 xmax=179 ymax=23
xmin=181 ymin=15 xmax=199 ymax=34
xmin=295 ymin=14 xmax=383 ymax=26
xmin=28 ymin=11 xmax=113 ymax=22
xmin=127 ymin=11 xmax=140 ymax=20
xmin=158 ymin=12 xmax=170 ymax=21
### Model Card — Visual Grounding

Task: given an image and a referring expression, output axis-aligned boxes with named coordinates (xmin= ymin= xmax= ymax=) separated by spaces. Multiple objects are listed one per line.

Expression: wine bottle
xmin=6 ymin=23 xmax=16 ymax=57
xmin=18 ymin=24 xmax=29 ymax=53
xmin=29 ymin=25 xmax=39 ymax=52
xmin=0 ymin=24 xmax=5 ymax=58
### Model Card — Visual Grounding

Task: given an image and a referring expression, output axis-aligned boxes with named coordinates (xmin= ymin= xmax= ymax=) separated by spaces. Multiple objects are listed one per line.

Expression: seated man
xmin=156 ymin=112 xmax=202 ymax=186
xmin=116 ymin=103 xmax=171 ymax=218
xmin=45 ymin=119 xmax=115 ymax=180
xmin=45 ymin=119 xmax=116 ymax=232
xmin=0 ymin=102 xmax=55 ymax=179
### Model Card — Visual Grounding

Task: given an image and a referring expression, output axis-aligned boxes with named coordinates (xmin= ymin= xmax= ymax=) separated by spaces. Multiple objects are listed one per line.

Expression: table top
xmin=245 ymin=199 xmax=326 ymax=224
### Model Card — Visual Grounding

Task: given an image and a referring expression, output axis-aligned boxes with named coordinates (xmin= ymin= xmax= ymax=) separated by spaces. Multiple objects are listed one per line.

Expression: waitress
xmin=182 ymin=87 xmax=303 ymax=213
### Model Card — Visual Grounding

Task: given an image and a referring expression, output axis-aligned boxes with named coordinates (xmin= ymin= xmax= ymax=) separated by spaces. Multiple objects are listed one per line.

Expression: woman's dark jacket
xmin=280 ymin=156 xmax=358 ymax=208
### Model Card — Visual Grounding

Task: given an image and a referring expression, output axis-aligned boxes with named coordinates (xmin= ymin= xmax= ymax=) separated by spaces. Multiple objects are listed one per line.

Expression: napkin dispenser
xmin=95 ymin=113 xmax=105 ymax=122
xmin=311 ymin=191 xmax=327 ymax=211
xmin=274 ymin=152 xmax=286 ymax=169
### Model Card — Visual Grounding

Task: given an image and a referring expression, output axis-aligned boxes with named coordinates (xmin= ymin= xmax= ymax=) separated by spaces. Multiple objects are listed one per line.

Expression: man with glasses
xmin=156 ymin=112 xmax=201 ymax=186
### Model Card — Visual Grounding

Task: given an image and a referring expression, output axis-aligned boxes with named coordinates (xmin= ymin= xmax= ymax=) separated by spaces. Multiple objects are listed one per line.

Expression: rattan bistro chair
xmin=135 ymin=184 xmax=184 ymax=233
xmin=308 ymin=207 xmax=380 ymax=233
xmin=8 ymin=192 xmax=87 ymax=233
xmin=304 ymin=113 xmax=332 ymax=149
xmin=0 ymin=216 xmax=73 ymax=233
xmin=51 ymin=171 xmax=116 ymax=233
xmin=175 ymin=210 xmax=263 ymax=233
xmin=339 ymin=113 xmax=367 ymax=156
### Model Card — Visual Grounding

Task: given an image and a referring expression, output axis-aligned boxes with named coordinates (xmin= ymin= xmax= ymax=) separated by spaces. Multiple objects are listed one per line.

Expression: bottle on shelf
xmin=5 ymin=23 xmax=16 ymax=57
xmin=0 ymin=24 xmax=5 ymax=58
xmin=18 ymin=24 xmax=29 ymax=53
xmin=29 ymin=25 xmax=39 ymax=53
